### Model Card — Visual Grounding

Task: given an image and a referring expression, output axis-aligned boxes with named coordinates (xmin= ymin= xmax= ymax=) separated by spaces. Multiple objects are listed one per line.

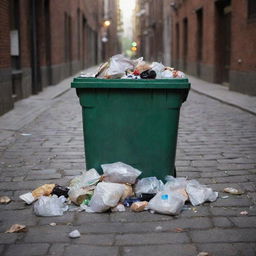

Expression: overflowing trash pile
xmin=80 ymin=54 xmax=186 ymax=80
xmin=19 ymin=162 xmax=219 ymax=217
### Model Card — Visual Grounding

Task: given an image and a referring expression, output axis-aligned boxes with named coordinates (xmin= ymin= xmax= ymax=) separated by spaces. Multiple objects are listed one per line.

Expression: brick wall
xmin=0 ymin=0 xmax=120 ymax=116
xmin=171 ymin=0 xmax=256 ymax=95
xmin=0 ymin=0 xmax=13 ymax=115
xmin=0 ymin=0 xmax=11 ymax=68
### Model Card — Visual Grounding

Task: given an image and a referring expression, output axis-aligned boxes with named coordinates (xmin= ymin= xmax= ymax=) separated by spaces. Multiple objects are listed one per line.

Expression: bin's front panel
xmin=78 ymin=87 xmax=183 ymax=180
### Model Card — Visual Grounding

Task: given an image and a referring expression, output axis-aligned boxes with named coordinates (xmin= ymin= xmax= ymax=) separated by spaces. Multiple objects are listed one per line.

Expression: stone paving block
xmin=25 ymin=173 xmax=62 ymax=181
xmin=122 ymin=244 xmax=198 ymax=256
xmin=239 ymin=182 xmax=256 ymax=192
xmin=0 ymin=201 xmax=27 ymax=211
xmin=78 ymin=222 xmax=126 ymax=234
xmin=180 ymin=206 xmax=211 ymax=217
xmin=210 ymin=206 xmax=256 ymax=217
xmin=48 ymin=243 xmax=68 ymax=256
xmin=75 ymin=212 xmax=110 ymax=224
xmin=230 ymin=216 xmax=256 ymax=228
xmin=197 ymin=242 xmax=256 ymax=256
xmin=74 ymin=234 xmax=115 ymax=246
xmin=110 ymin=212 xmax=174 ymax=223
xmin=190 ymin=228 xmax=256 ymax=243
xmin=24 ymin=226 xmax=72 ymax=243
xmin=218 ymin=158 xmax=256 ymax=164
xmin=223 ymin=170 xmax=252 ymax=176
xmin=0 ymin=180 xmax=48 ymax=191
xmin=177 ymin=171 xmax=201 ymax=178
xmin=116 ymin=232 xmax=190 ymax=245
xmin=192 ymin=160 xmax=217 ymax=167
xmin=217 ymin=164 xmax=255 ymax=170
xmin=62 ymin=169 xmax=83 ymax=176
xmin=0 ymin=209 xmax=37 ymax=233
xmin=212 ymin=217 xmax=234 ymax=228
xmin=12 ymin=176 xmax=24 ymax=182
xmin=4 ymin=243 xmax=50 ymax=256
xmin=200 ymin=171 xmax=228 ymax=178
xmin=37 ymin=212 xmax=75 ymax=225
xmin=0 ymin=245 xmax=4 ymax=255
xmin=248 ymin=192 xmax=256 ymax=204
xmin=211 ymin=197 xmax=252 ymax=207
xmin=64 ymin=245 xmax=119 ymax=256
xmin=0 ymin=234 xmax=18 ymax=244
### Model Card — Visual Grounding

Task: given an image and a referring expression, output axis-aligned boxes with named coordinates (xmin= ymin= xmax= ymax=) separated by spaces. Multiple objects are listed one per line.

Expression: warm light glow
xmin=131 ymin=46 xmax=137 ymax=52
xmin=103 ymin=20 xmax=111 ymax=27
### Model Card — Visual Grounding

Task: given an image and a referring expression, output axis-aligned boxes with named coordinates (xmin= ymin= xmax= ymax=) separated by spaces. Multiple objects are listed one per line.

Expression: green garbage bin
xmin=71 ymin=77 xmax=190 ymax=180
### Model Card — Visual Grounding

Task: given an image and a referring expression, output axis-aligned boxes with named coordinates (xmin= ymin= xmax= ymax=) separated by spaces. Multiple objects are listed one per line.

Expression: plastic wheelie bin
xmin=71 ymin=78 xmax=190 ymax=181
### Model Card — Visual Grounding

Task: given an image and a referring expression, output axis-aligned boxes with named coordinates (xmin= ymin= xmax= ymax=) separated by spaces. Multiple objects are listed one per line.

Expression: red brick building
xmin=134 ymin=0 xmax=165 ymax=62
xmin=171 ymin=0 xmax=256 ymax=95
xmin=0 ymin=0 xmax=119 ymax=115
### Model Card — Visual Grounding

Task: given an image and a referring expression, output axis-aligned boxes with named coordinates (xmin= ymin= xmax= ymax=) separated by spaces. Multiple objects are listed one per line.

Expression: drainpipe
xmin=30 ymin=0 xmax=39 ymax=94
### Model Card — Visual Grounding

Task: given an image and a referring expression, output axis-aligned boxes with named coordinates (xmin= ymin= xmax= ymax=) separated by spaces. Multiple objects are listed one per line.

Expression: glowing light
xmin=103 ymin=20 xmax=111 ymax=27
xmin=131 ymin=41 xmax=137 ymax=47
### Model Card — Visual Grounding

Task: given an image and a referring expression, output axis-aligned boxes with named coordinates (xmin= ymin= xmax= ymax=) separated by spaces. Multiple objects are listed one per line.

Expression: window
xmin=248 ymin=0 xmax=256 ymax=20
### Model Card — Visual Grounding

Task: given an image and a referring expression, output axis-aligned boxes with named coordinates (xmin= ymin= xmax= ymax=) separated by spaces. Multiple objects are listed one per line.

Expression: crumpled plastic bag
xmin=151 ymin=62 xmax=165 ymax=79
xmin=68 ymin=169 xmax=101 ymax=205
xmin=102 ymin=54 xmax=136 ymax=78
xmin=186 ymin=180 xmax=218 ymax=206
xmin=69 ymin=168 xmax=101 ymax=188
xmin=160 ymin=70 xmax=174 ymax=79
xmin=101 ymin=162 xmax=141 ymax=184
xmin=134 ymin=177 xmax=164 ymax=196
xmin=34 ymin=195 xmax=68 ymax=216
xmin=88 ymin=182 xmax=125 ymax=212
xmin=148 ymin=191 xmax=185 ymax=215
xmin=164 ymin=176 xmax=188 ymax=201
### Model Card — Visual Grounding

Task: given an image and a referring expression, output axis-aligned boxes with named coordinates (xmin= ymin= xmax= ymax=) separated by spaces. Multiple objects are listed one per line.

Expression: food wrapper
xmin=32 ymin=184 xmax=55 ymax=198
xmin=130 ymin=201 xmax=148 ymax=212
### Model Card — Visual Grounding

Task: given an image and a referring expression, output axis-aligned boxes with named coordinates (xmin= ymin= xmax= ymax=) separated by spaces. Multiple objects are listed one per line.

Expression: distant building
xmin=0 ymin=0 xmax=119 ymax=116
xmin=134 ymin=0 xmax=165 ymax=63
xmin=135 ymin=0 xmax=256 ymax=96
xmin=171 ymin=0 xmax=256 ymax=96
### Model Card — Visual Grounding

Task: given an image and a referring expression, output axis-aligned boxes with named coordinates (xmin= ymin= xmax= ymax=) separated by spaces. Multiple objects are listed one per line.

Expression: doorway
xmin=215 ymin=0 xmax=231 ymax=86
xmin=196 ymin=8 xmax=203 ymax=77
xmin=183 ymin=18 xmax=188 ymax=72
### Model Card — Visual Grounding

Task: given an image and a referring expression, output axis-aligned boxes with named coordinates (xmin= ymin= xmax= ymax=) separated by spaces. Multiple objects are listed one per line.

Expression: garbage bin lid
xmin=71 ymin=77 xmax=190 ymax=90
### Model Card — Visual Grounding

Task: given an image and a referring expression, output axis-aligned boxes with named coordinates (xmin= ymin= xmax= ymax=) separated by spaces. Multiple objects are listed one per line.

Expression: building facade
xmin=0 ymin=0 xmax=119 ymax=116
xmin=171 ymin=0 xmax=256 ymax=95
xmin=135 ymin=0 xmax=256 ymax=96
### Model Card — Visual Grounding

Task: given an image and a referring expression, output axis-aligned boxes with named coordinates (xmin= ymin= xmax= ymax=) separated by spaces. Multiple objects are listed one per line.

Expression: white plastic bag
xmin=34 ymin=195 xmax=68 ymax=216
xmin=164 ymin=176 xmax=188 ymax=201
xmin=186 ymin=180 xmax=218 ymax=206
xmin=69 ymin=168 xmax=100 ymax=188
xmin=68 ymin=169 xmax=101 ymax=205
xmin=164 ymin=176 xmax=187 ymax=190
xmin=151 ymin=62 xmax=165 ymax=79
xmin=135 ymin=177 xmax=164 ymax=196
xmin=89 ymin=182 xmax=125 ymax=212
xmin=101 ymin=162 xmax=141 ymax=184
xmin=160 ymin=70 xmax=174 ymax=79
xmin=105 ymin=54 xmax=135 ymax=78
xmin=148 ymin=191 xmax=185 ymax=215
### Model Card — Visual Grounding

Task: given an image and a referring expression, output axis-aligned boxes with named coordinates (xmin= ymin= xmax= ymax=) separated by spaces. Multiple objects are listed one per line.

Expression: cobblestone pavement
xmin=0 ymin=87 xmax=256 ymax=256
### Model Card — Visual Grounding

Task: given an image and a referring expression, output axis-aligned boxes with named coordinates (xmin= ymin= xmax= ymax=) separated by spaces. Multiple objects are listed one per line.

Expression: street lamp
xmin=103 ymin=20 xmax=111 ymax=28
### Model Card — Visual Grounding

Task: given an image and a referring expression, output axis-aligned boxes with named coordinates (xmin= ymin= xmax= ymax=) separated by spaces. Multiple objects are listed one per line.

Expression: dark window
xmin=248 ymin=0 xmax=256 ymax=20
xmin=176 ymin=23 xmax=179 ymax=68
xmin=196 ymin=8 xmax=203 ymax=77
xmin=77 ymin=9 xmax=80 ymax=60
xmin=183 ymin=18 xmax=188 ymax=71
